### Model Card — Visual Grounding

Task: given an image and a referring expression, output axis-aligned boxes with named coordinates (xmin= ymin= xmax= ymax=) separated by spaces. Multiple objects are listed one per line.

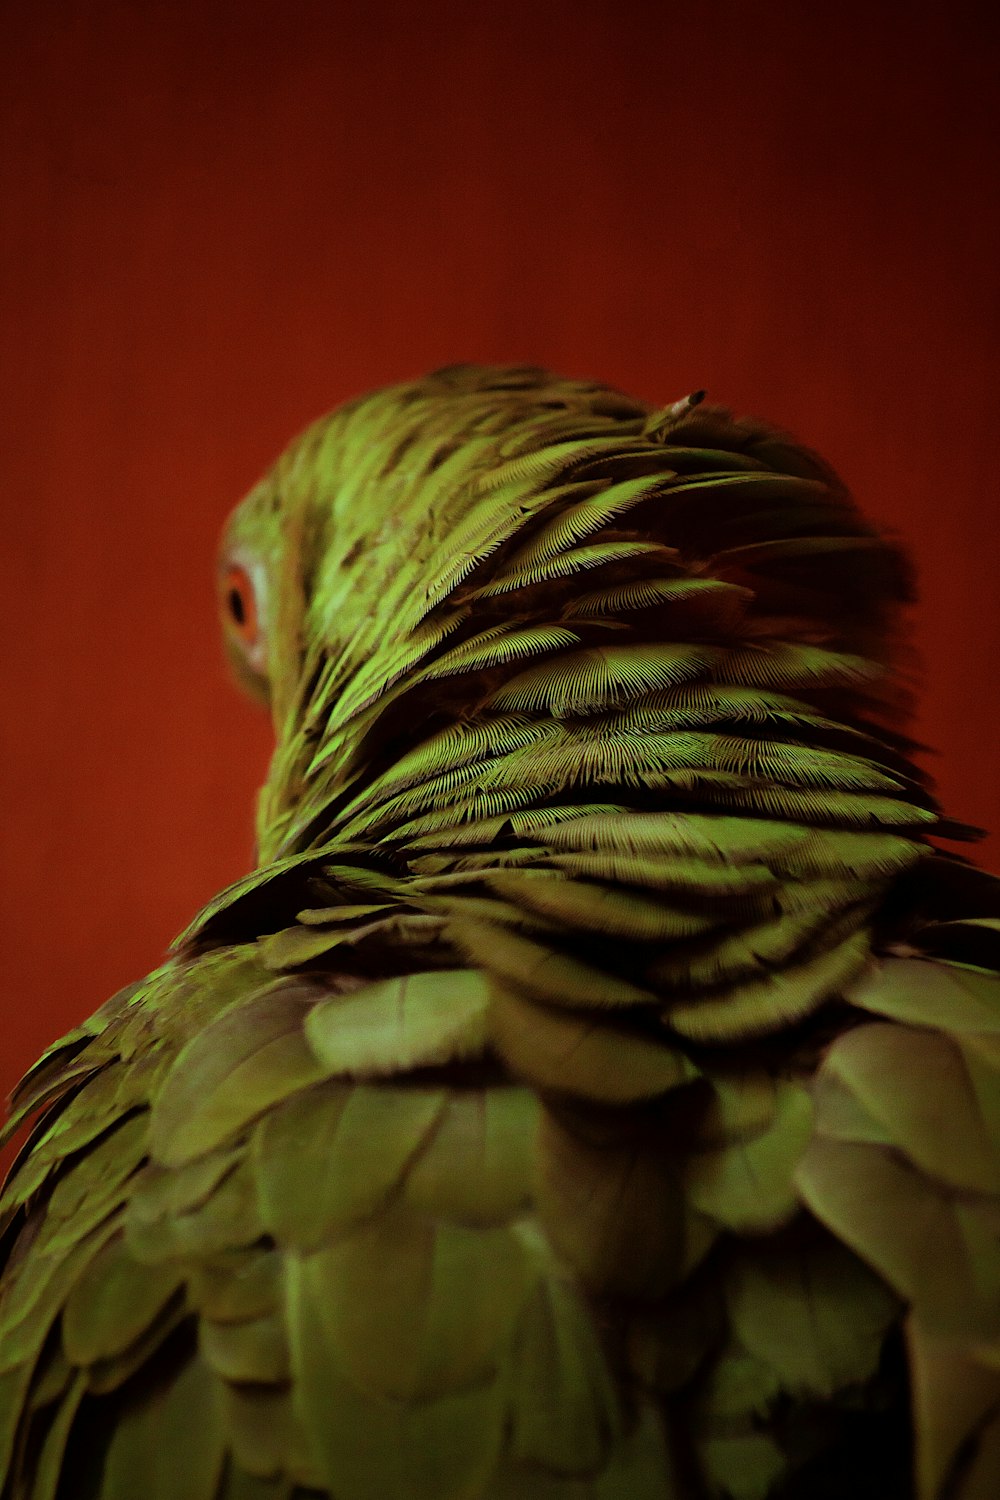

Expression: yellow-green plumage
xmin=3 ymin=364 xmax=999 ymax=1498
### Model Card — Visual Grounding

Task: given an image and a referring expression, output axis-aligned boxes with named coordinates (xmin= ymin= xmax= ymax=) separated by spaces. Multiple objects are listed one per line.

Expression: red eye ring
xmin=222 ymin=565 xmax=259 ymax=645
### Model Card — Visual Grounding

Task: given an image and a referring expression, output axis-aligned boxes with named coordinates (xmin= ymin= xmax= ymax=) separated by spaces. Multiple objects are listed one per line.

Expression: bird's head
xmin=216 ymin=364 xmax=915 ymax=870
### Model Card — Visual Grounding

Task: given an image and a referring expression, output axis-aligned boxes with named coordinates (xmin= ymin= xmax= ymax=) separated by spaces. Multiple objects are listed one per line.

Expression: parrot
xmin=2 ymin=361 xmax=1000 ymax=1500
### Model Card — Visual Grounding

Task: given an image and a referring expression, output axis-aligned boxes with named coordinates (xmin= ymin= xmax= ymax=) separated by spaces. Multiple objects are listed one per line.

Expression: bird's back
xmin=4 ymin=367 xmax=1000 ymax=1500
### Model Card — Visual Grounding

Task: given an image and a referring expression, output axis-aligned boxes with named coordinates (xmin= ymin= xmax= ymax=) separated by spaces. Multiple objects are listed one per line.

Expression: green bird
xmin=3 ymin=364 xmax=1000 ymax=1500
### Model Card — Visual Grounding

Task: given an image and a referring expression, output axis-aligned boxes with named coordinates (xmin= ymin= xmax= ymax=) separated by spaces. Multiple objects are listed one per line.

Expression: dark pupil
xmin=228 ymin=587 xmax=246 ymax=625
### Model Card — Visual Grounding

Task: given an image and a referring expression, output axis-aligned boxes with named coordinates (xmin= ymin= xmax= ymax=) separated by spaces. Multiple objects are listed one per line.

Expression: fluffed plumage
xmin=3 ymin=363 xmax=999 ymax=1499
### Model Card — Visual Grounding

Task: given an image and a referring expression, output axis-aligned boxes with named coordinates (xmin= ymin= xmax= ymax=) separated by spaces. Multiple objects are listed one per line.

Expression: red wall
xmin=2 ymin=0 xmax=998 ymax=1103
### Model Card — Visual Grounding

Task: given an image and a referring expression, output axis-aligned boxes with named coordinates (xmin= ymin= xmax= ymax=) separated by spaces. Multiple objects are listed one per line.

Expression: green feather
xmin=500 ymin=470 xmax=682 ymax=569
xmin=0 ymin=1215 xmax=124 ymax=1372
xmin=544 ymin=849 xmax=778 ymax=898
xmin=848 ymin=955 xmax=1000 ymax=1031
xmin=723 ymin=1235 xmax=899 ymax=1399
xmin=821 ymin=1023 xmax=1000 ymax=1193
xmin=648 ymin=908 xmax=844 ymax=990
xmin=537 ymin=1110 xmax=705 ymax=1297
xmin=98 ymin=1385 xmax=163 ymax=1500
xmin=665 ymin=929 xmax=871 ymax=1041
xmin=311 ymin=606 xmax=471 ymax=741
xmin=505 ymin=1275 xmax=622 ymax=1474
xmin=470 ymin=539 xmax=675 ymax=597
xmin=61 ymin=1233 xmax=182 ymax=1365
xmin=573 ymin=572 xmax=747 ymax=620
xmin=145 ymin=1357 xmax=229 ymax=1500
xmin=414 ymin=623 xmax=580 ymax=682
xmin=489 ymin=987 xmax=697 ymax=1103
xmin=720 ymin=640 xmax=883 ymax=690
xmin=684 ymin=1081 xmax=814 ymax=1231
xmin=338 ymin=716 xmax=552 ymax=814
xmin=472 ymin=440 xmax=618 ymax=494
xmin=797 ymin=1134 xmax=1000 ymax=1340
xmin=707 ymin=532 xmax=890 ymax=570
xmin=185 ymin=1246 xmax=280 ymax=1324
xmin=200 ymin=1312 xmax=290 ymax=1384
xmin=486 ymin=871 xmax=721 ymax=940
xmin=287 ymin=1210 xmax=527 ymax=1500
xmin=638 ymin=444 xmax=770 ymax=475
xmin=403 ymin=1088 xmax=538 ymax=1225
xmin=303 ymin=970 xmax=491 ymax=1075
xmin=29 ymin=1370 xmax=87 ymax=1500
xmin=126 ymin=1157 xmax=262 ymax=1264
xmin=691 ymin=1070 xmax=781 ymax=1145
xmin=907 ymin=1324 xmax=1000 ymax=1500
xmin=149 ymin=984 xmax=330 ymax=1168
xmin=695 ymin=1430 xmax=787 ymax=1500
xmin=489 ymin=643 xmax=718 ymax=714
xmin=220 ymin=1382 xmax=310 ymax=1484
xmin=449 ymin=920 xmax=657 ymax=1008
xmin=254 ymin=1083 xmax=445 ymax=1247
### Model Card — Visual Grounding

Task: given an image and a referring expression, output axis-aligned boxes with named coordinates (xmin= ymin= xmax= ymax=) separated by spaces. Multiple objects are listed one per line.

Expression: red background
xmin=2 ymin=0 xmax=998 ymax=1105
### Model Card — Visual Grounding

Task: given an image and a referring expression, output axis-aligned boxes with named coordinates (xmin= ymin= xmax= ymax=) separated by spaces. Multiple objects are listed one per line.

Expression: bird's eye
xmin=223 ymin=565 xmax=259 ymax=645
